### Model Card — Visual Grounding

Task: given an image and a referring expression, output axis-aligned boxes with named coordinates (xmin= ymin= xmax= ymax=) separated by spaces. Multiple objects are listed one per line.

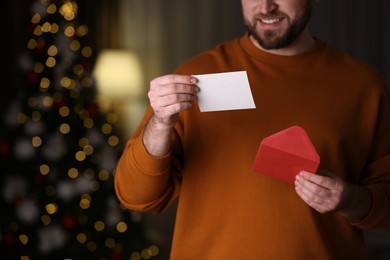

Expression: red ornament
xmin=80 ymin=60 xmax=92 ymax=70
xmin=0 ymin=141 xmax=10 ymax=155
xmin=13 ymin=195 xmax=24 ymax=207
xmin=26 ymin=72 xmax=40 ymax=84
xmin=110 ymin=252 xmax=123 ymax=260
xmin=62 ymin=214 xmax=77 ymax=230
xmin=3 ymin=233 xmax=15 ymax=245
xmin=86 ymin=104 xmax=99 ymax=116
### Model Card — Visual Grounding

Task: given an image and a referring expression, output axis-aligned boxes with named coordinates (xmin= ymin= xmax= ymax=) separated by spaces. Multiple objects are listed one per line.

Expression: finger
xmin=295 ymin=184 xmax=321 ymax=208
xmin=299 ymin=171 xmax=335 ymax=190
xmin=157 ymin=93 xmax=197 ymax=108
xmin=152 ymin=74 xmax=197 ymax=87
xmin=295 ymin=174 xmax=332 ymax=199
xmin=295 ymin=183 xmax=333 ymax=213
xmin=153 ymin=83 xmax=200 ymax=97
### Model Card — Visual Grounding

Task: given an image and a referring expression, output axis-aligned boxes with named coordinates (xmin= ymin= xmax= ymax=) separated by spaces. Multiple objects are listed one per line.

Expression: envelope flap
xmin=261 ymin=126 xmax=320 ymax=162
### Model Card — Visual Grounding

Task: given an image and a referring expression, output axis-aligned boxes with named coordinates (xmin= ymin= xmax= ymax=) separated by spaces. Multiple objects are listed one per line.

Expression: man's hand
xmin=148 ymin=74 xmax=199 ymax=129
xmin=294 ymin=170 xmax=371 ymax=222
xmin=143 ymin=74 xmax=199 ymax=156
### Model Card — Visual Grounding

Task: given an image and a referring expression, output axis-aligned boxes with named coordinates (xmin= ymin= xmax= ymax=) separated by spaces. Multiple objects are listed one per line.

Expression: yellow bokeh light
xmin=41 ymin=22 xmax=51 ymax=32
xmin=81 ymin=46 xmax=92 ymax=57
xmin=148 ymin=245 xmax=159 ymax=256
xmin=116 ymin=222 xmax=127 ymax=233
xmin=47 ymin=45 xmax=58 ymax=56
xmin=47 ymin=3 xmax=57 ymax=14
xmin=60 ymin=1 xmax=78 ymax=21
xmin=50 ymin=23 xmax=59 ymax=33
xmin=79 ymin=138 xmax=89 ymax=147
xmin=80 ymin=194 xmax=91 ymax=209
xmin=27 ymin=38 xmax=37 ymax=49
xmin=101 ymin=123 xmax=112 ymax=134
xmin=40 ymin=164 xmax=50 ymax=175
xmin=108 ymin=135 xmax=119 ymax=147
xmin=131 ymin=252 xmax=142 ymax=260
xmin=33 ymin=25 xmax=43 ymax=36
xmin=106 ymin=113 xmax=118 ymax=124
xmin=98 ymin=170 xmax=109 ymax=181
xmin=43 ymin=96 xmax=53 ymax=107
xmin=59 ymin=106 xmax=70 ymax=117
xmin=31 ymin=13 xmax=41 ymax=24
xmin=70 ymin=40 xmax=80 ymax=51
xmin=60 ymin=76 xmax=73 ymax=89
xmin=94 ymin=221 xmax=105 ymax=232
xmin=33 ymin=62 xmax=44 ymax=73
xmin=76 ymin=25 xmax=88 ymax=36
xmin=141 ymin=249 xmax=152 ymax=260
xmin=83 ymin=118 xmax=94 ymax=128
xmin=64 ymin=25 xmax=75 ymax=37
xmin=32 ymin=136 xmax=42 ymax=148
xmin=78 ymin=109 xmax=89 ymax=119
xmin=73 ymin=64 xmax=84 ymax=76
xmin=81 ymin=194 xmax=91 ymax=200
xmin=80 ymin=198 xmax=90 ymax=209
xmin=46 ymin=203 xmax=58 ymax=215
xmin=40 ymin=77 xmax=50 ymax=91
xmin=46 ymin=56 xmax=56 ymax=68
xmin=17 ymin=113 xmax=28 ymax=124
xmin=90 ymin=181 xmax=100 ymax=192
xmin=31 ymin=111 xmax=41 ymax=121
xmin=83 ymin=144 xmax=94 ymax=155
xmin=75 ymin=151 xmax=86 ymax=161
xmin=41 ymin=215 xmax=51 ymax=225
xmin=59 ymin=123 xmax=71 ymax=134
xmin=76 ymin=233 xmax=87 ymax=244
xmin=105 ymin=237 xmax=115 ymax=248
xmin=68 ymin=168 xmax=79 ymax=179
xmin=81 ymin=77 xmax=93 ymax=88
xmin=19 ymin=234 xmax=29 ymax=245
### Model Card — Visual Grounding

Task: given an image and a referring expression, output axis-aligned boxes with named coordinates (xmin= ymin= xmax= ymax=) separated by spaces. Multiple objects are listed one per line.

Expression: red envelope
xmin=252 ymin=126 xmax=320 ymax=183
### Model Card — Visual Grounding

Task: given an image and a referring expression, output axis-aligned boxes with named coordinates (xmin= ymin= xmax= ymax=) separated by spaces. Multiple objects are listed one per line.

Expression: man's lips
xmin=257 ymin=17 xmax=284 ymax=28
xmin=260 ymin=18 xmax=281 ymax=24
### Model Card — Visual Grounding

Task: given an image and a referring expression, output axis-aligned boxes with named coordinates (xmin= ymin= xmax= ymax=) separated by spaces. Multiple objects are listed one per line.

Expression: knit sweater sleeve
xmin=113 ymin=51 xmax=216 ymax=214
xmin=353 ymin=77 xmax=390 ymax=229
xmin=114 ymin=107 xmax=182 ymax=213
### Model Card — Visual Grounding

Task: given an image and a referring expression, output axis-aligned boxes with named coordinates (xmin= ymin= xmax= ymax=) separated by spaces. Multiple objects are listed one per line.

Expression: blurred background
xmin=1 ymin=0 xmax=389 ymax=259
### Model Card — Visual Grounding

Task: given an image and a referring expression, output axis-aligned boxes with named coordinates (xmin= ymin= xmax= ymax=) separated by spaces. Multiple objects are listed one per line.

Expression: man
xmin=114 ymin=0 xmax=390 ymax=259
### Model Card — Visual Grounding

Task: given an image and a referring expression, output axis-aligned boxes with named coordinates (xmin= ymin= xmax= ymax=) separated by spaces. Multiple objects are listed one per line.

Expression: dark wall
xmin=311 ymin=0 xmax=390 ymax=86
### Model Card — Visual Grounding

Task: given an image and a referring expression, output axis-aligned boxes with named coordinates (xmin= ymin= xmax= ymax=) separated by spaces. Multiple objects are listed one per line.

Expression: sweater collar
xmin=239 ymin=32 xmax=327 ymax=66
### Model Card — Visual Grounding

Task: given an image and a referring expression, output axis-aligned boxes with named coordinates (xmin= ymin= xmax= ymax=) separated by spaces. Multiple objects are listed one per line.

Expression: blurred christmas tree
xmin=0 ymin=0 xmax=158 ymax=259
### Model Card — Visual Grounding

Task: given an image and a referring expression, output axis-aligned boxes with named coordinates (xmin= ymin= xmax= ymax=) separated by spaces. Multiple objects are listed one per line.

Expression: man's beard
xmin=243 ymin=2 xmax=312 ymax=50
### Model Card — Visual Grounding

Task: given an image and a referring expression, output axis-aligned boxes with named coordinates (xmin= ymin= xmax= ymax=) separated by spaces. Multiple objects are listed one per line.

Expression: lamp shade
xmin=93 ymin=49 xmax=143 ymax=99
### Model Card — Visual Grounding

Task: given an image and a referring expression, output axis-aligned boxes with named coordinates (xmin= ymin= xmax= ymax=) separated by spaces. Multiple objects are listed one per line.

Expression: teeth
xmin=261 ymin=18 xmax=280 ymax=24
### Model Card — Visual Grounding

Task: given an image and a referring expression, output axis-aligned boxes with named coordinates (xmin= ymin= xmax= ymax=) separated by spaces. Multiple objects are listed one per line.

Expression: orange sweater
xmin=115 ymin=33 xmax=390 ymax=259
